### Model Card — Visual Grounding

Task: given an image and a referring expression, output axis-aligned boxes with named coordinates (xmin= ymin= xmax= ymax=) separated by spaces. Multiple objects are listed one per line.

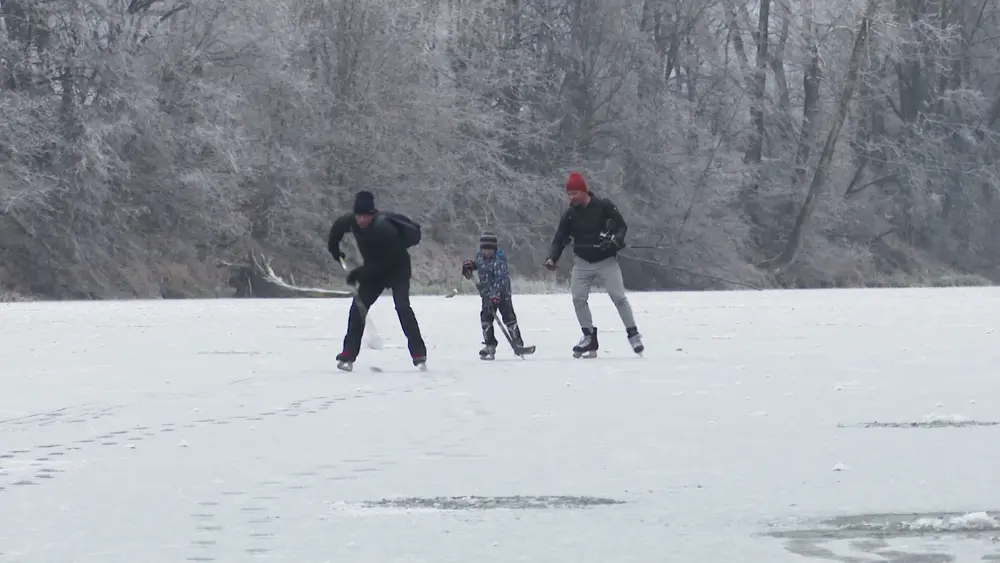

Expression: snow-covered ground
xmin=2 ymin=287 xmax=1000 ymax=563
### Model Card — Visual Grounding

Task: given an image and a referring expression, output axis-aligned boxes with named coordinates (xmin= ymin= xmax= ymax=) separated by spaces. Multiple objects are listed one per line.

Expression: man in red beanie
xmin=543 ymin=171 xmax=644 ymax=358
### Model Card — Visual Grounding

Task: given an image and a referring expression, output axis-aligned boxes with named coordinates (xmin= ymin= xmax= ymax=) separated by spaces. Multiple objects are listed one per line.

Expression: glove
xmin=489 ymin=296 xmax=501 ymax=309
xmin=331 ymin=247 xmax=346 ymax=262
xmin=542 ymin=258 xmax=557 ymax=271
xmin=461 ymin=259 xmax=474 ymax=280
xmin=345 ymin=266 xmax=366 ymax=286
xmin=599 ymin=235 xmax=616 ymax=250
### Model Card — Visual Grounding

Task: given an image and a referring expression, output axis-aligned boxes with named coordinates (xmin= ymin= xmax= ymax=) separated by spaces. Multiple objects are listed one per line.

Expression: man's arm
xmin=327 ymin=214 xmax=352 ymax=260
xmin=547 ymin=209 xmax=573 ymax=262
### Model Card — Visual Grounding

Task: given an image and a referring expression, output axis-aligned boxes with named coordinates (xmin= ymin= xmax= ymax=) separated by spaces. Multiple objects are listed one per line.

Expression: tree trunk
xmin=760 ymin=0 xmax=878 ymax=271
xmin=218 ymin=250 xmax=353 ymax=298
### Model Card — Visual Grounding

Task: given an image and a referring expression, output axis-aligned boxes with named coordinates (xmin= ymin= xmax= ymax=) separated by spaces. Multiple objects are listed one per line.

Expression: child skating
xmin=461 ymin=231 xmax=536 ymax=359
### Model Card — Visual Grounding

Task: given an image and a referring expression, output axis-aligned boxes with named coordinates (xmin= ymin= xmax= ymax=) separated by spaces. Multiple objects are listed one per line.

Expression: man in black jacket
xmin=328 ymin=190 xmax=427 ymax=370
xmin=543 ymin=171 xmax=644 ymax=358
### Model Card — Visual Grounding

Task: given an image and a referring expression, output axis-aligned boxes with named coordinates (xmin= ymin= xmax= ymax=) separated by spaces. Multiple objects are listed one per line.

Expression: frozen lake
xmin=2 ymin=287 xmax=1000 ymax=562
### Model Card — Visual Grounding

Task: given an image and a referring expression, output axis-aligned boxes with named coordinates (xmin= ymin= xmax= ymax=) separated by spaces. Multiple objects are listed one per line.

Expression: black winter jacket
xmin=547 ymin=194 xmax=628 ymax=264
xmin=328 ymin=212 xmax=411 ymax=284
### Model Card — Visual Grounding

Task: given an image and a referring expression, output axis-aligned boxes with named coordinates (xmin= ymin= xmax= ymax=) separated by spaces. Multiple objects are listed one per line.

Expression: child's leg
xmin=498 ymin=297 xmax=522 ymax=343
xmin=479 ymin=298 xmax=498 ymax=345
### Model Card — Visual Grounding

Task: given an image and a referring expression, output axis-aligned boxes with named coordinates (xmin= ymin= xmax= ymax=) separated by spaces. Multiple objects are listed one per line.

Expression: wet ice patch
xmin=342 ymin=495 xmax=626 ymax=511
xmin=838 ymin=413 xmax=1000 ymax=428
xmin=765 ymin=511 xmax=1000 ymax=562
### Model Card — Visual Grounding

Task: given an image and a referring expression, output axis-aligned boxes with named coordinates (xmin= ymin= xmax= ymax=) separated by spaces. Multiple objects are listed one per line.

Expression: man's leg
xmin=570 ymin=260 xmax=600 ymax=355
xmin=597 ymin=257 xmax=637 ymax=328
xmin=597 ymin=257 xmax=643 ymax=353
xmin=390 ymin=276 xmax=427 ymax=361
xmin=341 ymin=282 xmax=384 ymax=360
xmin=570 ymin=260 xmax=598 ymax=328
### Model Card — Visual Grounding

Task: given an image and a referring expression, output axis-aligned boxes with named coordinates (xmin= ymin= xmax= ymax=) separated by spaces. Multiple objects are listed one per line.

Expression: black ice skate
xmin=412 ymin=354 xmax=428 ymax=371
xmin=336 ymin=351 xmax=355 ymax=372
xmin=626 ymin=326 xmax=644 ymax=356
xmin=480 ymin=343 xmax=497 ymax=361
xmin=572 ymin=327 xmax=599 ymax=359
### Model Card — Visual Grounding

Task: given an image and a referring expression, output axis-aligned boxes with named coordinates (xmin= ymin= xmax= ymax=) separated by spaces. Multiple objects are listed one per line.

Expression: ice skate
xmin=626 ymin=327 xmax=644 ymax=356
xmin=412 ymin=355 xmax=428 ymax=371
xmin=336 ymin=352 xmax=355 ymax=372
xmin=479 ymin=343 xmax=497 ymax=361
xmin=572 ymin=327 xmax=599 ymax=359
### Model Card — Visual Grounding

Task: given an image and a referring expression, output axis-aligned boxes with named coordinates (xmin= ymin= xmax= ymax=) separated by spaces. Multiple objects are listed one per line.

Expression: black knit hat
xmin=353 ymin=190 xmax=376 ymax=215
xmin=479 ymin=231 xmax=498 ymax=250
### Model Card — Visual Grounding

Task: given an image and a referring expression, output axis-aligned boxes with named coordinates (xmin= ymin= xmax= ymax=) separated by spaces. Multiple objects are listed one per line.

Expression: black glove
xmin=461 ymin=259 xmax=475 ymax=280
xmin=330 ymin=247 xmax=346 ymax=262
xmin=346 ymin=266 xmax=366 ymax=286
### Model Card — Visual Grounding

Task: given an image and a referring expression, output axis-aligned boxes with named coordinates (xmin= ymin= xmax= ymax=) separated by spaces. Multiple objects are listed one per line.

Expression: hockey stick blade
xmin=493 ymin=315 xmax=534 ymax=358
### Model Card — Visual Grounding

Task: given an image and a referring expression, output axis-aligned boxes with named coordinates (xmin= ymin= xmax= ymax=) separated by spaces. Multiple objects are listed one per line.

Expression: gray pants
xmin=570 ymin=256 xmax=637 ymax=329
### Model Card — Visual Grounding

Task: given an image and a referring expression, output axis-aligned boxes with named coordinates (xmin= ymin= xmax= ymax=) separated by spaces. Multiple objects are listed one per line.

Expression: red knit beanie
xmin=565 ymin=171 xmax=587 ymax=193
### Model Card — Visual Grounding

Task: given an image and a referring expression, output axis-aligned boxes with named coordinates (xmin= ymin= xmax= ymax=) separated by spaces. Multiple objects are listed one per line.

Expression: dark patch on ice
xmin=361 ymin=495 xmax=626 ymax=510
xmin=765 ymin=511 xmax=1000 ymax=562
xmin=839 ymin=420 xmax=1000 ymax=429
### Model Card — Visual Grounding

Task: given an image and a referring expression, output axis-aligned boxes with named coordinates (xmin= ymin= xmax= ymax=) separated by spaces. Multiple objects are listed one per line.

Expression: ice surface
xmin=3 ymin=287 xmax=1000 ymax=562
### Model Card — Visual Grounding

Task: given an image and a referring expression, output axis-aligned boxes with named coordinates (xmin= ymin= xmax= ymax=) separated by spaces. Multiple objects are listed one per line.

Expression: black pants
xmin=342 ymin=275 xmax=426 ymax=359
xmin=480 ymin=296 xmax=521 ymax=346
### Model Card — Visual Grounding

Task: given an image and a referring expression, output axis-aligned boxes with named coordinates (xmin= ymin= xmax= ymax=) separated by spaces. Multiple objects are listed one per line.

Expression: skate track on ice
xmin=3 ymin=287 xmax=1000 ymax=562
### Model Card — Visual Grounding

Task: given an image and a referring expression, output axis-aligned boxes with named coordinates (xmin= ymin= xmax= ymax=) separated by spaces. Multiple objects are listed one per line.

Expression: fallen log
xmin=218 ymin=250 xmax=352 ymax=298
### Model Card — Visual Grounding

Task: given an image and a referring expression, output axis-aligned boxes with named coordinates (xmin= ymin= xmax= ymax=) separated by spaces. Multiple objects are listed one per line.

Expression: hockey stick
xmin=572 ymin=243 xmax=665 ymax=250
xmin=491 ymin=311 xmax=535 ymax=358
xmin=339 ymin=259 xmax=383 ymax=350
